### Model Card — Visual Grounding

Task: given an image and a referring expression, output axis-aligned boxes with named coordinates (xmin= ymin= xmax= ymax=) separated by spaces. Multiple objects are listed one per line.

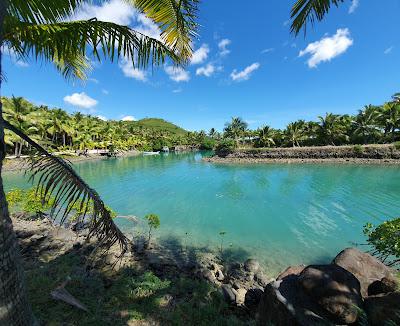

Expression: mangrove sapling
xmin=219 ymin=231 xmax=227 ymax=258
xmin=145 ymin=214 xmax=160 ymax=247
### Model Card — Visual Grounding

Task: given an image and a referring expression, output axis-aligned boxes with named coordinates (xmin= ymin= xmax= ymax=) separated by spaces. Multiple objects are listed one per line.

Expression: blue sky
xmin=2 ymin=0 xmax=400 ymax=131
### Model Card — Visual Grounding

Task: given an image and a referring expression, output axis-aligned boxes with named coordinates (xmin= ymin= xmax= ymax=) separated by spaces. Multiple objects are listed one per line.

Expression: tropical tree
xmin=352 ymin=106 xmax=380 ymax=144
xmin=284 ymin=121 xmax=307 ymax=147
xmin=317 ymin=113 xmax=348 ymax=145
xmin=0 ymin=1 xmax=198 ymax=324
xmin=224 ymin=117 xmax=248 ymax=147
xmin=378 ymin=102 xmax=400 ymax=141
xmin=257 ymin=125 xmax=276 ymax=147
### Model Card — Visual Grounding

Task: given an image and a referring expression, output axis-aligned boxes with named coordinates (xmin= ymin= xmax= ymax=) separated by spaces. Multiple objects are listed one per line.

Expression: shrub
xmin=214 ymin=140 xmax=235 ymax=157
xmin=394 ymin=141 xmax=400 ymax=150
xmin=364 ymin=218 xmax=400 ymax=267
xmin=127 ymin=272 xmax=170 ymax=299
xmin=200 ymin=138 xmax=215 ymax=150
xmin=353 ymin=145 xmax=363 ymax=156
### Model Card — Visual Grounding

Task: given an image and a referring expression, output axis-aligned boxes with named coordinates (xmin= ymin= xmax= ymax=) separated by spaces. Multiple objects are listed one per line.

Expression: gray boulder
xmin=333 ymin=248 xmax=396 ymax=297
xmin=298 ymin=264 xmax=363 ymax=325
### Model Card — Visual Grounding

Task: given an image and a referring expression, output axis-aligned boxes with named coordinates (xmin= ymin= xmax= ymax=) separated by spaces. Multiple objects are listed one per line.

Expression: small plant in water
xmin=219 ymin=231 xmax=227 ymax=256
xmin=145 ymin=213 xmax=160 ymax=245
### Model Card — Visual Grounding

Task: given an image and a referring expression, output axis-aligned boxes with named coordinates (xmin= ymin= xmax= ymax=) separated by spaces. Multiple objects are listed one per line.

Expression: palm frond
xmin=7 ymin=0 xmax=85 ymax=24
xmin=131 ymin=0 xmax=199 ymax=63
xmin=3 ymin=119 xmax=128 ymax=253
xmin=4 ymin=18 xmax=181 ymax=80
xmin=290 ymin=0 xmax=345 ymax=36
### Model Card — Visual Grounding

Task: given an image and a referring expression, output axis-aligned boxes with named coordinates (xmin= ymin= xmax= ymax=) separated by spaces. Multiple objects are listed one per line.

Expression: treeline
xmin=220 ymin=93 xmax=400 ymax=148
xmin=2 ymin=96 xmax=214 ymax=156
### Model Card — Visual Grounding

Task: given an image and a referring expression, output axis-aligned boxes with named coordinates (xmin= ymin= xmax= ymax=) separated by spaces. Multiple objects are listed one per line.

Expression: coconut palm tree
xmin=0 ymin=1 xmax=198 ymax=324
xmin=317 ymin=113 xmax=348 ymax=145
xmin=378 ymin=102 xmax=400 ymax=141
xmin=258 ymin=125 xmax=276 ymax=147
xmin=353 ymin=106 xmax=380 ymax=144
xmin=284 ymin=121 xmax=306 ymax=147
xmin=224 ymin=117 xmax=248 ymax=147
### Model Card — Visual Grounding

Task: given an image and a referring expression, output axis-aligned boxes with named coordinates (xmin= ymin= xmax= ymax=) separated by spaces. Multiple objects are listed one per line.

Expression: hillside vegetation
xmin=2 ymin=96 xmax=213 ymax=155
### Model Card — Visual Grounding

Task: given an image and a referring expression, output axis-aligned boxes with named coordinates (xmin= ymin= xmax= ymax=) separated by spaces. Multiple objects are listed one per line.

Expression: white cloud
xmin=261 ymin=48 xmax=274 ymax=54
xmin=191 ymin=44 xmax=210 ymax=65
xmin=122 ymin=116 xmax=137 ymax=121
xmin=97 ymin=115 xmax=108 ymax=121
xmin=384 ymin=46 xmax=394 ymax=55
xmin=172 ymin=88 xmax=182 ymax=93
xmin=230 ymin=63 xmax=260 ymax=82
xmin=3 ymin=47 xmax=29 ymax=67
xmin=64 ymin=92 xmax=98 ymax=109
xmin=165 ymin=66 xmax=190 ymax=82
xmin=119 ymin=58 xmax=147 ymax=81
xmin=299 ymin=28 xmax=353 ymax=68
xmin=218 ymin=39 xmax=231 ymax=56
xmin=196 ymin=64 xmax=216 ymax=77
xmin=349 ymin=0 xmax=360 ymax=14
xmin=134 ymin=13 xmax=161 ymax=40
xmin=88 ymin=78 xmax=99 ymax=84
xmin=102 ymin=89 xmax=109 ymax=95
xmin=73 ymin=0 xmax=135 ymax=25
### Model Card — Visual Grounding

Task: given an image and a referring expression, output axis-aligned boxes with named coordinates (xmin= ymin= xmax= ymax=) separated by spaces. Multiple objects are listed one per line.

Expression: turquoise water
xmin=4 ymin=152 xmax=400 ymax=275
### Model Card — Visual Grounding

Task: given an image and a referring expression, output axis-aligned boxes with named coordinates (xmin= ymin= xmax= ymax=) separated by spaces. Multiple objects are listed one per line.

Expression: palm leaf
xmin=7 ymin=0 xmax=85 ymax=24
xmin=290 ymin=0 xmax=345 ymax=36
xmin=131 ymin=0 xmax=199 ymax=63
xmin=4 ymin=18 xmax=181 ymax=80
xmin=3 ymin=119 xmax=128 ymax=252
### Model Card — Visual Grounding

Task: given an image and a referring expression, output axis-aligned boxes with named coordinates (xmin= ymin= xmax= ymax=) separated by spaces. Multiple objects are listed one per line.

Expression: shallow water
xmin=4 ymin=152 xmax=400 ymax=275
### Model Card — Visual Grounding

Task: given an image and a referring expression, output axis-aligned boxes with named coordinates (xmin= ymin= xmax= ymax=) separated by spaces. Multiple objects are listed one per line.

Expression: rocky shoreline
xmin=13 ymin=215 xmax=400 ymax=325
xmin=205 ymin=144 xmax=400 ymax=165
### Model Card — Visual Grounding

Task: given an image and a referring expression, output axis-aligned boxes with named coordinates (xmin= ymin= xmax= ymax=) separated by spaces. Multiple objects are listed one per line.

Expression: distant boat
xmin=143 ymin=151 xmax=160 ymax=156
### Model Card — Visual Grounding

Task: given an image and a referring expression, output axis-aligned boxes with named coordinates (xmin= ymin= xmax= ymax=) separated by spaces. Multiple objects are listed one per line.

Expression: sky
xmin=2 ymin=0 xmax=400 ymax=131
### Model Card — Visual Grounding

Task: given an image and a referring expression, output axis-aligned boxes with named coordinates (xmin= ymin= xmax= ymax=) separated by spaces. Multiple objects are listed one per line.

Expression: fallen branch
xmin=51 ymin=277 xmax=88 ymax=312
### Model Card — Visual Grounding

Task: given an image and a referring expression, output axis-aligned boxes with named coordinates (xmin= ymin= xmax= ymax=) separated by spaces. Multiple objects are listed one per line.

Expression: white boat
xmin=143 ymin=151 xmax=160 ymax=156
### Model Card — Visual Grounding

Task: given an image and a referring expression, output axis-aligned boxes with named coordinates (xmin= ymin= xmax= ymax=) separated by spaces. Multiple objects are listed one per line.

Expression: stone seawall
xmin=206 ymin=145 xmax=400 ymax=164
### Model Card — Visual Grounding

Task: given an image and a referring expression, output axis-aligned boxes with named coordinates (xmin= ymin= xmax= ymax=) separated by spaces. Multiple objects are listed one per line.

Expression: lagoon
xmin=4 ymin=152 xmax=400 ymax=276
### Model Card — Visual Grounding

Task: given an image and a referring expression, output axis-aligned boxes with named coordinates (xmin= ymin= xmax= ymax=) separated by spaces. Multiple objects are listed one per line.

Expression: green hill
xmin=133 ymin=118 xmax=187 ymax=136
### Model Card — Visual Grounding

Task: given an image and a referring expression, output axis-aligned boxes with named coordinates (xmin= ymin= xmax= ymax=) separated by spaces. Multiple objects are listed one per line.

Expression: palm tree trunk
xmin=0 ymin=42 xmax=36 ymax=324
xmin=14 ymin=142 xmax=18 ymax=156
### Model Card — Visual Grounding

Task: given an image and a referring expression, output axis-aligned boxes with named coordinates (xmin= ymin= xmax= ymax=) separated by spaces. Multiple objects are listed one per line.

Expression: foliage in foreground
xmin=364 ymin=218 xmax=400 ymax=267
xmin=26 ymin=251 xmax=246 ymax=325
xmin=6 ymin=187 xmax=116 ymax=222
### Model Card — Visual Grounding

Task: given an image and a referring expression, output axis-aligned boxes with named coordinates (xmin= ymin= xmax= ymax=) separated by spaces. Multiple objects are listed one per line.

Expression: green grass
xmin=25 ymin=250 xmax=250 ymax=326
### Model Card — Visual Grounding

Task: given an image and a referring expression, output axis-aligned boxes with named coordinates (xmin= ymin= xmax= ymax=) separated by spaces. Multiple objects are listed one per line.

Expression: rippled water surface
xmin=5 ymin=152 xmax=400 ymax=275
